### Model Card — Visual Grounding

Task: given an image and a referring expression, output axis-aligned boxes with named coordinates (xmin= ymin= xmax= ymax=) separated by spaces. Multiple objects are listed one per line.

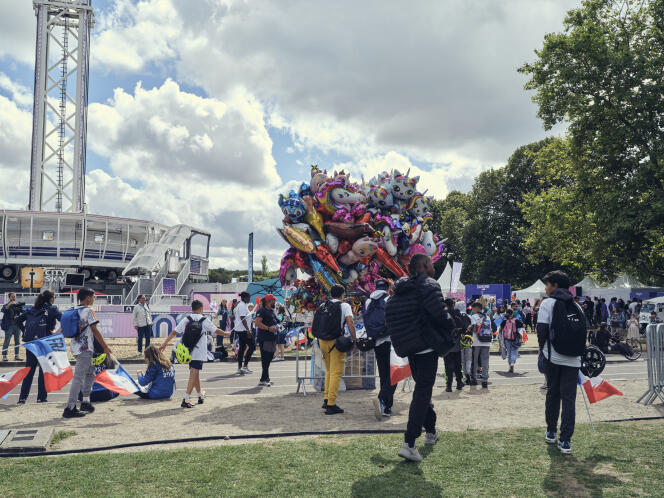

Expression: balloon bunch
xmin=277 ymin=165 xmax=447 ymax=312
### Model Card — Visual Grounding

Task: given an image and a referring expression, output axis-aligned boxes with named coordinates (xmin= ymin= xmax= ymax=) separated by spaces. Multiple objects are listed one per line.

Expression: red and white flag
xmin=578 ymin=372 xmax=623 ymax=403
xmin=22 ymin=334 xmax=73 ymax=391
xmin=95 ymin=364 xmax=144 ymax=396
xmin=390 ymin=346 xmax=411 ymax=385
xmin=0 ymin=367 xmax=31 ymax=398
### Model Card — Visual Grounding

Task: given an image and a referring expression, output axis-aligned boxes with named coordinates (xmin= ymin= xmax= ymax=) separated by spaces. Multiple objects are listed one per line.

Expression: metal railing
xmin=148 ymin=263 xmax=170 ymax=307
xmin=149 ymin=294 xmax=189 ymax=307
xmin=637 ymin=324 xmax=664 ymax=405
xmin=175 ymin=259 xmax=191 ymax=295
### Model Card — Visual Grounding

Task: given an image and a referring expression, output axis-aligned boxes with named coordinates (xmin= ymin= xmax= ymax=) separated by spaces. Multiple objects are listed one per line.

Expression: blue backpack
xmin=60 ymin=307 xmax=81 ymax=338
xmin=362 ymin=295 xmax=388 ymax=339
xmin=476 ymin=314 xmax=493 ymax=343
xmin=22 ymin=308 xmax=49 ymax=342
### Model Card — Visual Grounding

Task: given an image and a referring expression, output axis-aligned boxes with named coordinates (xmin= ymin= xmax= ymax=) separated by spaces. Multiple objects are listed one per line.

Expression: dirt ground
xmin=0 ymin=379 xmax=660 ymax=453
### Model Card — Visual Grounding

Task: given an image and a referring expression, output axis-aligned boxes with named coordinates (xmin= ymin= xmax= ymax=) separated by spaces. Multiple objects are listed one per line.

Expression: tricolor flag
xmin=578 ymin=372 xmax=623 ymax=403
xmin=518 ymin=328 xmax=529 ymax=344
xmin=95 ymin=363 xmax=145 ymax=395
xmin=22 ymin=334 xmax=73 ymax=391
xmin=0 ymin=367 xmax=31 ymax=398
xmin=390 ymin=346 xmax=411 ymax=386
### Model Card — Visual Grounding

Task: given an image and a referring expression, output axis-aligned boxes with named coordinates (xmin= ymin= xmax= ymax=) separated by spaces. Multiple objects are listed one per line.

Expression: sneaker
xmin=14 ymin=357 xmax=22 ymax=362
xmin=258 ymin=380 xmax=272 ymax=386
xmin=482 ymin=382 xmax=488 ymax=389
xmin=509 ymin=365 xmax=514 ymax=373
xmin=469 ymin=379 xmax=478 ymax=386
xmin=37 ymin=398 xmax=48 ymax=403
xmin=181 ymin=399 xmax=194 ymax=408
xmin=79 ymin=402 xmax=95 ymax=413
xmin=398 ymin=443 xmax=423 ymax=462
xmin=2 ymin=357 xmax=7 ymax=362
xmin=545 ymin=431 xmax=557 ymax=444
xmin=373 ymin=397 xmax=384 ymax=420
xmin=137 ymin=353 xmax=143 ymax=358
xmin=445 ymin=385 xmax=452 ymax=393
xmin=540 ymin=383 xmax=548 ymax=390
xmin=424 ymin=429 xmax=439 ymax=445
xmin=62 ymin=406 xmax=85 ymax=418
xmin=325 ymin=404 xmax=344 ymax=415
xmin=17 ymin=399 xmax=26 ymax=405
xmin=241 ymin=367 xmax=253 ymax=374
xmin=236 ymin=368 xmax=245 ymax=375
xmin=456 ymin=382 xmax=464 ymax=391
xmin=557 ymin=440 xmax=572 ymax=454
xmin=198 ymin=391 xmax=206 ymax=404
xmin=382 ymin=407 xmax=392 ymax=417
xmin=322 ymin=399 xmax=328 ymax=409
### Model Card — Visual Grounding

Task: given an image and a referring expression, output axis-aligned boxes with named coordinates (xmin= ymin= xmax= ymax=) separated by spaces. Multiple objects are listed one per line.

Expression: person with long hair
xmin=15 ymin=290 xmax=61 ymax=403
xmin=254 ymin=294 xmax=280 ymax=386
xmin=136 ymin=345 xmax=176 ymax=399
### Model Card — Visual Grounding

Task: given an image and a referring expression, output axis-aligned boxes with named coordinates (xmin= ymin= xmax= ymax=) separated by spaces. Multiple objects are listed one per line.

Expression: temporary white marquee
xmin=514 ymin=279 xmax=547 ymax=301
xmin=437 ymin=262 xmax=464 ymax=293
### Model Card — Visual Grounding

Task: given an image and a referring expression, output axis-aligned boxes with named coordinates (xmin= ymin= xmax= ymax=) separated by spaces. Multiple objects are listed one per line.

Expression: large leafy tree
xmin=519 ymin=0 xmax=664 ymax=282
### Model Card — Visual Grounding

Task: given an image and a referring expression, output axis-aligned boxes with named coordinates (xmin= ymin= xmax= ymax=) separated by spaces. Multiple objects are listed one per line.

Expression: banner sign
xmin=248 ymin=232 xmax=254 ymax=284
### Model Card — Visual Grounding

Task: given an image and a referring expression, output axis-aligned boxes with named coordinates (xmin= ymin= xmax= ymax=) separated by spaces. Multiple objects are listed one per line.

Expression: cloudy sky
xmin=0 ymin=0 xmax=577 ymax=270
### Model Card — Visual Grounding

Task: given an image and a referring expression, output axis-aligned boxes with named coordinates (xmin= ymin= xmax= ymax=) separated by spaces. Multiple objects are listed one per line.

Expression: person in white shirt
xmin=469 ymin=301 xmax=492 ymax=388
xmin=132 ymin=294 xmax=153 ymax=356
xmin=159 ymin=300 xmax=229 ymax=408
xmin=234 ymin=292 xmax=255 ymax=375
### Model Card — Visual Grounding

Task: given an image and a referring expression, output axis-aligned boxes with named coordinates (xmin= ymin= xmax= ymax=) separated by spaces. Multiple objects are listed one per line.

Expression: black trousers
xmin=405 ymin=351 xmax=438 ymax=446
xmin=545 ymin=361 xmax=578 ymax=442
xmin=259 ymin=340 xmax=275 ymax=382
xmin=237 ymin=332 xmax=254 ymax=369
xmin=374 ymin=341 xmax=397 ymax=409
xmin=443 ymin=351 xmax=463 ymax=385
xmin=137 ymin=325 xmax=151 ymax=353
xmin=19 ymin=350 xmax=46 ymax=402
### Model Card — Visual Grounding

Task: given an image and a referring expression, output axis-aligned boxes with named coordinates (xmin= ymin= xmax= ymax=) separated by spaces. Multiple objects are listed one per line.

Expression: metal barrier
xmin=637 ymin=324 xmax=664 ymax=405
xmin=295 ymin=332 xmax=377 ymax=396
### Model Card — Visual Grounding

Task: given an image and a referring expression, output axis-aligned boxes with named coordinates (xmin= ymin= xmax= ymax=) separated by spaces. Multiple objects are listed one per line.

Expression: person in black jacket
xmin=385 ymin=253 xmax=456 ymax=462
xmin=16 ymin=290 xmax=62 ymax=403
xmin=443 ymin=298 xmax=464 ymax=392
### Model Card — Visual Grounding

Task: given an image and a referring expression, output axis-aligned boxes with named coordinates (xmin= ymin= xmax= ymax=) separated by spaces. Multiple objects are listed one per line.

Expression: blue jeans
xmin=505 ymin=340 xmax=520 ymax=366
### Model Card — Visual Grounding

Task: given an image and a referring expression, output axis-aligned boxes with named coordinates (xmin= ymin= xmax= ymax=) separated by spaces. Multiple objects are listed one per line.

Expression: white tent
xmin=514 ymin=279 xmax=547 ymax=301
xmin=609 ymin=273 xmax=646 ymax=288
xmin=644 ymin=296 xmax=664 ymax=305
xmin=574 ymin=276 xmax=601 ymax=290
xmin=437 ymin=262 xmax=464 ymax=293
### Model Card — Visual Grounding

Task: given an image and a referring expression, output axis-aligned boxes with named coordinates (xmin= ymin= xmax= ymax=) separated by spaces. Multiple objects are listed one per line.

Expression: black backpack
xmin=22 ymin=308 xmax=48 ymax=342
xmin=182 ymin=316 xmax=206 ymax=351
xmin=550 ymin=299 xmax=587 ymax=356
xmin=312 ymin=301 xmax=343 ymax=340
xmin=362 ymin=295 xmax=388 ymax=339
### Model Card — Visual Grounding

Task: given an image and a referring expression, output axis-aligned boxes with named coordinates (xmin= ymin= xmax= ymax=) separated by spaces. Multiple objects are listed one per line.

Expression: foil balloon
xmin=324 ymin=222 xmax=375 ymax=240
xmin=339 ymin=236 xmax=379 ymax=266
xmin=308 ymin=254 xmax=339 ymax=292
xmin=295 ymin=251 xmax=312 ymax=272
xmin=302 ymin=195 xmax=326 ymax=240
xmin=326 ymin=233 xmax=339 ymax=253
xmin=314 ymin=242 xmax=341 ymax=275
xmin=282 ymin=225 xmax=316 ymax=253
xmin=278 ymin=247 xmax=297 ymax=286
xmin=375 ymin=247 xmax=408 ymax=278
xmin=338 ymin=239 xmax=352 ymax=255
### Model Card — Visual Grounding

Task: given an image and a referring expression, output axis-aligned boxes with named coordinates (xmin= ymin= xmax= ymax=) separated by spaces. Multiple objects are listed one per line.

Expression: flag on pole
xmin=0 ymin=367 xmax=31 ymax=398
xmin=578 ymin=372 xmax=623 ymax=403
xmin=95 ymin=363 xmax=145 ymax=395
xmin=390 ymin=346 xmax=411 ymax=385
xmin=450 ymin=262 xmax=463 ymax=292
xmin=22 ymin=334 xmax=73 ymax=391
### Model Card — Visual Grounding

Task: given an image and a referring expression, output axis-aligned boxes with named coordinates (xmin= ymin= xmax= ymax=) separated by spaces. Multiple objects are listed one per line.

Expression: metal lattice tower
xmin=29 ymin=0 xmax=94 ymax=213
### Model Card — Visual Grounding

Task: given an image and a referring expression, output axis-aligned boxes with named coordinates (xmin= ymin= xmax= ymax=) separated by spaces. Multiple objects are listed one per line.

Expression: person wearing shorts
xmin=160 ymin=300 xmax=228 ymax=408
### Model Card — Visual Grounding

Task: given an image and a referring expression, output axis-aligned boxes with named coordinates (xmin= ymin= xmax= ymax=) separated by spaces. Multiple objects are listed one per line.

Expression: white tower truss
xmin=29 ymin=0 xmax=94 ymax=213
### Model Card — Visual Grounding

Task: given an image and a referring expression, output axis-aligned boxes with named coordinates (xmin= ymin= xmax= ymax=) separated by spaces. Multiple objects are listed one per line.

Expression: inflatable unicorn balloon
xmin=391 ymin=168 xmax=420 ymax=201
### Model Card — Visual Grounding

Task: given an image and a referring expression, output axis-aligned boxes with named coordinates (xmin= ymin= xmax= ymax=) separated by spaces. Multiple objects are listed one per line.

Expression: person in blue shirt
xmin=136 ymin=345 xmax=176 ymax=399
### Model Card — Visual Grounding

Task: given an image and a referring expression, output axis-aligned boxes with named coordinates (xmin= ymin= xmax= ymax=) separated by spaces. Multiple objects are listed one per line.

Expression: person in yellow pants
xmin=318 ymin=285 xmax=357 ymax=415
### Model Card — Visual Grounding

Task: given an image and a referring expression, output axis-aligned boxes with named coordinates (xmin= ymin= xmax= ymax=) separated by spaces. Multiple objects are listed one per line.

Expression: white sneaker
xmin=398 ymin=443 xmax=423 ymax=462
xmin=241 ymin=367 xmax=253 ymax=374
xmin=424 ymin=429 xmax=439 ymax=445
xmin=236 ymin=368 xmax=245 ymax=375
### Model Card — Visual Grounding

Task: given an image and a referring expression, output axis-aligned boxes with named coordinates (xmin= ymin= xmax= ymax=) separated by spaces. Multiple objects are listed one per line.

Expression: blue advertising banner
xmin=465 ymin=283 xmax=512 ymax=306
xmin=248 ymin=232 xmax=254 ymax=283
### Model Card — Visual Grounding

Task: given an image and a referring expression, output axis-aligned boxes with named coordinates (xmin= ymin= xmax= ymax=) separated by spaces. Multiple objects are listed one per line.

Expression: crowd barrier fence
xmin=637 ymin=324 xmax=664 ymax=405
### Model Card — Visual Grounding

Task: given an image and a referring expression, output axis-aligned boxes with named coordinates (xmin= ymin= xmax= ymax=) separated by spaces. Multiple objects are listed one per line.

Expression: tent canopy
xmin=607 ymin=273 xmax=645 ymax=289
xmin=437 ymin=263 xmax=464 ymax=292
xmin=644 ymin=296 xmax=664 ymax=305
xmin=574 ymin=276 xmax=601 ymax=289
xmin=514 ymin=279 xmax=547 ymax=300
xmin=245 ymin=278 xmax=286 ymax=305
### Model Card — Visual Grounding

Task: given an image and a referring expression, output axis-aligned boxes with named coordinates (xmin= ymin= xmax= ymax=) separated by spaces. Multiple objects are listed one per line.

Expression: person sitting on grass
xmin=136 ymin=345 xmax=176 ymax=400
xmin=159 ymin=300 xmax=229 ymax=408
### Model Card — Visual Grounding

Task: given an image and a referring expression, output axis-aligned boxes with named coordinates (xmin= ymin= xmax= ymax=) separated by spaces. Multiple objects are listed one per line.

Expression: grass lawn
xmin=0 ymin=421 xmax=661 ymax=497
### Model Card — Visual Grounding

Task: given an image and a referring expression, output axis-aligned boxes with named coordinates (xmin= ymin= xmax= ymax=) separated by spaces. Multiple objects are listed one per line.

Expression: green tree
xmin=261 ymin=255 xmax=268 ymax=276
xmin=429 ymin=190 xmax=470 ymax=277
xmin=519 ymin=0 xmax=664 ymax=282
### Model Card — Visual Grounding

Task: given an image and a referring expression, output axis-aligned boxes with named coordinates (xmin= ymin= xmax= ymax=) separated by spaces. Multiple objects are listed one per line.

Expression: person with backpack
xmin=63 ymin=288 xmax=114 ymax=418
xmin=14 ymin=290 xmax=61 ymax=403
xmin=364 ymin=279 xmax=395 ymax=418
xmin=312 ymin=284 xmax=357 ymax=415
xmin=469 ymin=301 xmax=493 ymax=388
xmin=385 ymin=254 xmax=456 ymax=462
xmin=1 ymin=293 xmax=23 ymax=362
xmin=136 ymin=345 xmax=176 ymax=399
xmin=499 ymin=309 xmax=523 ymax=373
xmin=159 ymin=300 xmax=229 ymax=408
xmin=537 ymin=270 xmax=587 ymax=455
xmin=443 ymin=298 xmax=467 ymax=392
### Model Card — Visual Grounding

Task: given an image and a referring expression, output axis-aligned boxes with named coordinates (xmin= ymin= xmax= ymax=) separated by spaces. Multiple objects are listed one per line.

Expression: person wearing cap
xmin=469 ymin=300 xmax=492 ymax=388
xmin=364 ymin=279 xmax=396 ymax=418
xmin=254 ymin=294 xmax=280 ymax=386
